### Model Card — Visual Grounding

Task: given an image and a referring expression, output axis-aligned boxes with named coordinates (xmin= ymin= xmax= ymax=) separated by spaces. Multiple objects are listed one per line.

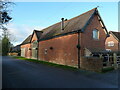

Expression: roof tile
xmin=40 ymin=8 xmax=97 ymax=40
xmin=21 ymin=35 xmax=32 ymax=45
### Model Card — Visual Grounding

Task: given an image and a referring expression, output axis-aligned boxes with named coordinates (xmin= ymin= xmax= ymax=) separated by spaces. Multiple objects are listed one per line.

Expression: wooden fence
xmin=101 ymin=53 xmax=120 ymax=69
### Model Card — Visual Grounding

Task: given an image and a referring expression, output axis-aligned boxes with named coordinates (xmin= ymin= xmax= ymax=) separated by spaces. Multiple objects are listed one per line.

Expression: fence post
xmin=99 ymin=54 xmax=104 ymax=68
xmin=99 ymin=54 xmax=103 ymax=59
xmin=113 ymin=53 xmax=118 ymax=69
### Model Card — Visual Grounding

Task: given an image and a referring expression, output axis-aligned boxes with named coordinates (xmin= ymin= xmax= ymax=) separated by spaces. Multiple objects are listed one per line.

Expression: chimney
xmin=61 ymin=18 xmax=64 ymax=30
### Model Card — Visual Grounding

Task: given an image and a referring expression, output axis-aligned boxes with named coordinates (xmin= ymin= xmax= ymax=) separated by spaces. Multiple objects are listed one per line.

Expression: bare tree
xmin=0 ymin=0 xmax=14 ymax=26
xmin=0 ymin=0 xmax=15 ymax=56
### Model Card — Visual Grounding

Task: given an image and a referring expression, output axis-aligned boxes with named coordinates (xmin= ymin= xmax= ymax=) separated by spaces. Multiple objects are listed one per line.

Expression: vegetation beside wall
xmin=102 ymin=66 xmax=114 ymax=73
xmin=13 ymin=56 xmax=115 ymax=73
xmin=13 ymin=56 xmax=79 ymax=71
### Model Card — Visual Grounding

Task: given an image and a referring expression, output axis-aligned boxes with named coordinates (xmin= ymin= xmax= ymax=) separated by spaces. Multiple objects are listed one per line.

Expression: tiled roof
xmin=110 ymin=31 xmax=120 ymax=41
xmin=86 ymin=47 xmax=106 ymax=53
xmin=39 ymin=8 xmax=97 ymax=40
xmin=21 ymin=35 xmax=32 ymax=45
xmin=21 ymin=7 xmax=108 ymax=44
xmin=34 ymin=30 xmax=43 ymax=41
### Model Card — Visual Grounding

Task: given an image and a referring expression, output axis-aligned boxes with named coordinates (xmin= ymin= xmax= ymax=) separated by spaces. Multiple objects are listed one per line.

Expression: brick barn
xmin=21 ymin=8 xmax=109 ymax=68
xmin=105 ymin=31 xmax=120 ymax=51
xmin=21 ymin=35 xmax=32 ymax=58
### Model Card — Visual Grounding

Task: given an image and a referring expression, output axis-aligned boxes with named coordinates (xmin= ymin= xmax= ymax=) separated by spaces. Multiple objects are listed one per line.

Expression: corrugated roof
xmin=110 ymin=31 xmax=120 ymax=41
xmin=21 ymin=35 xmax=32 ymax=45
xmin=39 ymin=8 xmax=97 ymax=40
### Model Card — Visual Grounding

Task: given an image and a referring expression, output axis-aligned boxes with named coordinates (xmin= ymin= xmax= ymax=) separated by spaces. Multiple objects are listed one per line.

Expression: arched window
xmin=93 ymin=29 xmax=99 ymax=40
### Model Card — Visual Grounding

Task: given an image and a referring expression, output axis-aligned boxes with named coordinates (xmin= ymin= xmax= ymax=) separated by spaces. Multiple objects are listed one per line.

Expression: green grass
xmin=12 ymin=56 xmax=115 ymax=73
xmin=13 ymin=56 xmax=79 ymax=71
xmin=101 ymin=66 xmax=114 ymax=73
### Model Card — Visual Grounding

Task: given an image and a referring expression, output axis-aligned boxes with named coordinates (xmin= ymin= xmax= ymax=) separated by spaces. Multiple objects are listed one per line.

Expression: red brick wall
xmin=80 ymin=14 xmax=107 ymax=56
xmin=21 ymin=43 xmax=31 ymax=58
xmin=81 ymin=57 xmax=103 ymax=72
xmin=31 ymin=32 xmax=38 ymax=59
xmin=38 ymin=34 xmax=78 ymax=67
xmin=38 ymin=14 xmax=107 ymax=68
xmin=105 ymin=34 xmax=119 ymax=51
xmin=31 ymin=33 xmax=37 ymax=42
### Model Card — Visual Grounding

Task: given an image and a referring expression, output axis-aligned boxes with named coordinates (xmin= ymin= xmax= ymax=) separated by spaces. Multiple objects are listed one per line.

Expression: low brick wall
xmin=80 ymin=57 xmax=103 ymax=72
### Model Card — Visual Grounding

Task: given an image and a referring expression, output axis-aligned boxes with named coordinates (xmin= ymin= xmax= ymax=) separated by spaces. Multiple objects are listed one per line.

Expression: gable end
xmin=81 ymin=8 xmax=109 ymax=37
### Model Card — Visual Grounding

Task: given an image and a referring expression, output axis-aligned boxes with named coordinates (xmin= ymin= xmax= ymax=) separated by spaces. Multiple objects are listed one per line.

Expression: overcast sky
xmin=6 ymin=2 xmax=118 ymax=46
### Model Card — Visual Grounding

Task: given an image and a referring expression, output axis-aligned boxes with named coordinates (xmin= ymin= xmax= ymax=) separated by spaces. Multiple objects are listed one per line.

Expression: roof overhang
xmin=81 ymin=8 xmax=109 ymax=37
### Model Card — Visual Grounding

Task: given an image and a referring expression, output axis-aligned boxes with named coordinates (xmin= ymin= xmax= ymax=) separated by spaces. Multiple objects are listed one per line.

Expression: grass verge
xmin=101 ymin=66 xmax=114 ymax=73
xmin=13 ymin=56 xmax=79 ymax=71
xmin=12 ymin=56 xmax=115 ymax=73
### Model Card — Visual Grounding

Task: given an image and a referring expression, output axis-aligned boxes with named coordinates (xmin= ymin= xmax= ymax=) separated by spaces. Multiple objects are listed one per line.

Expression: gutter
xmin=37 ymin=40 xmax=39 ymax=60
xmin=39 ymin=30 xmax=81 ymax=42
xmin=30 ymin=42 xmax=32 ymax=59
xmin=118 ymin=42 xmax=120 ymax=51
xmin=77 ymin=30 xmax=81 ymax=68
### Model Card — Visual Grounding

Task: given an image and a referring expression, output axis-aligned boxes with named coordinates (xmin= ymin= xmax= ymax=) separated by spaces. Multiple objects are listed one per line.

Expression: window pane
xmin=108 ymin=41 xmax=114 ymax=47
xmin=93 ymin=29 xmax=99 ymax=39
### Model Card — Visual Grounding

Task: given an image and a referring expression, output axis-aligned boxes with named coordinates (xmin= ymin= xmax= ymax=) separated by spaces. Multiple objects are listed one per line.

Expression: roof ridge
xmin=110 ymin=31 xmax=120 ymax=33
xmin=21 ymin=35 xmax=32 ymax=45
xmin=110 ymin=30 xmax=120 ymax=32
xmin=110 ymin=31 xmax=120 ymax=41
xmin=66 ymin=8 xmax=97 ymax=22
xmin=34 ymin=30 xmax=40 ymax=32
xmin=41 ymin=8 xmax=97 ymax=32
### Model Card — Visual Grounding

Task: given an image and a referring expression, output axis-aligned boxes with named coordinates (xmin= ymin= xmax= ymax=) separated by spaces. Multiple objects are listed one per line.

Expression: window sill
xmin=93 ymin=38 xmax=99 ymax=41
xmin=108 ymin=46 xmax=114 ymax=47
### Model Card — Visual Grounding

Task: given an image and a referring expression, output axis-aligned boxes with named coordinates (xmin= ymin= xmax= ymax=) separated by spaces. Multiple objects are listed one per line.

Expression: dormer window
xmin=93 ymin=29 xmax=99 ymax=40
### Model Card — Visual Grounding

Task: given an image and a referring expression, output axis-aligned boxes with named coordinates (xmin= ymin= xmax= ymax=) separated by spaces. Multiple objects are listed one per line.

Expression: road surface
xmin=2 ymin=56 xmax=118 ymax=88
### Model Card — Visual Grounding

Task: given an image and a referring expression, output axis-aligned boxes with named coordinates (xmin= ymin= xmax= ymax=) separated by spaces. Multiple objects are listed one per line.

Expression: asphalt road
xmin=2 ymin=56 xmax=119 ymax=88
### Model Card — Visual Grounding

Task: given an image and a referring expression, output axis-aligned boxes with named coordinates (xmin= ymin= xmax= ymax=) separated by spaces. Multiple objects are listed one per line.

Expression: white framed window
xmin=93 ymin=29 xmax=99 ymax=40
xmin=108 ymin=41 xmax=114 ymax=47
